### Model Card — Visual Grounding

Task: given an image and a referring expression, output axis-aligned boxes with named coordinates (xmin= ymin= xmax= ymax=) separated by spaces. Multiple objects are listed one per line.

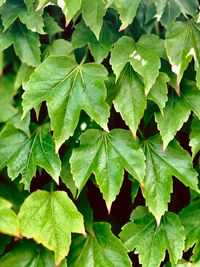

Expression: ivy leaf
xmin=58 ymin=0 xmax=81 ymax=24
xmin=0 ymin=75 xmax=17 ymax=122
xmin=9 ymin=106 xmax=30 ymax=137
xmin=0 ymin=241 xmax=58 ymax=267
xmin=155 ymin=80 xmax=200 ymax=149
xmin=36 ymin=0 xmax=50 ymax=10
xmin=120 ymin=206 xmax=185 ymax=267
xmin=70 ymin=128 xmax=145 ymax=211
xmin=18 ymin=190 xmax=85 ymax=265
xmin=0 ymin=124 xmax=61 ymax=190
xmin=1 ymin=0 xmax=44 ymax=34
xmin=153 ymin=0 xmax=198 ymax=26
xmin=179 ymin=201 xmax=200 ymax=251
xmin=113 ymin=63 xmax=146 ymax=137
xmin=44 ymin=39 xmax=73 ymax=60
xmin=110 ymin=35 xmax=164 ymax=94
xmin=19 ymin=3 xmax=44 ymax=34
xmin=22 ymin=56 xmax=110 ymax=151
xmin=165 ymin=20 xmax=200 ymax=90
xmin=82 ymin=0 xmax=107 ymax=40
xmin=11 ymin=21 xmax=41 ymax=67
xmin=43 ymin=12 xmax=63 ymax=35
xmin=72 ymin=19 xmax=119 ymax=63
xmin=114 ymin=0 xmax=141 ymax=31
xmin=60 ymin=150 xmax=77 ymax=198
xmin=0 ymin=21 xmax=41 ymax=67
xmin=190 ymin=117 xmax=200 ymax=159
xmin=1 ymin=0 xmax=24 ymax=31
xmin=143 ymin=134 xmax=199 ymax=224
xmin=147 ymin=72 xmax=169 ymax=114
xmin=68 ymin=222 xmax=132 ymax=267
xmin=0 ymin=197 xmax=19 ymax=237
xmin=14 ymin=63 xmax=34 ymax=90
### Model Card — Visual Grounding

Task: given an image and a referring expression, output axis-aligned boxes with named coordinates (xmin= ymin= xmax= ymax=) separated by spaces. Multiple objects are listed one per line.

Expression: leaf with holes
xmin=110 ymin=35 xmax=165 ymax=94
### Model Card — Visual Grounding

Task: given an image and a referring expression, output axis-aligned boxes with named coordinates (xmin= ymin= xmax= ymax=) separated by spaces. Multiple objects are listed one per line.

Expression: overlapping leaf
xmin=0 ymin=75 xmax=17 ymax=122
xmin=0 ymin=124 xmax=61 ymax=189
xmin=0 ymin=241 xmax=67 ymax=267
xmin=165 ymin=20 xmax=200 ymax=90
xmin=72 ymin=19 xmax=119 ymax=63
xmin=19 ymin=190 xmax=85 ymax=265
xmin=155 ymin=80 xmax=200 ymax=149
xmin=70 ymin=128 xmax=145 ymax=211
xmin=153 ymin=0 xmax=199 ymax=27
xmin=68 ymin=222 xmax=132 ymax=267
xmin=22 ymin=56 xmax=110 ymax=151
xmin=113 ymin=63 xmax=146 ymax=137
xmin=110 ymin=34 xmax=165 ymax=94
xmin=179 ymin=201 xmax=200 ymax=251
xmin=0 ymin=198 xmax=19 ymax=237
xmin=142 ymin=134 xmax=199 ymax=224
xmin=114 ymin=0 xmax=141 ymax=30
xmin=120 ymin=206 xmax=185 ymax=267
xmin=1 ymin=0 xmax=44 ymax=33
xmin=190 ymin=117 xmax=200 ymax=159
xmin=0 ymin=20 xmax=40 ymax=67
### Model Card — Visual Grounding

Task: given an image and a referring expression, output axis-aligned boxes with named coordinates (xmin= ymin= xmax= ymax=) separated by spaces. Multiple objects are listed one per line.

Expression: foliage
xmin=0 ymin=0 xmax=200 ymax=266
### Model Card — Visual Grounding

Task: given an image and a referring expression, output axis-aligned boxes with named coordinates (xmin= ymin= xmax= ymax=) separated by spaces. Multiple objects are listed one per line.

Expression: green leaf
xmin=68 ymin=222 xmax=132 ymax=267
xmin=0 ymin=124 xmax=61 ymax=189
xmin=190 ymin=117 xmax=200 ymax=159
xmin=113 ymin=63 xmax=146 ymax=137
xmin=114 ymin=0 xmax=141 ymax=31
xmin=1 ymin=0 xmax=24 ymax=31
xmin=155 ymin=80 xmax=200 ymax=149
xmin=120 ymin=206 xmax=185 ymax=267
xmin=191 ymin=240 xmax=200 ymax=262
xmin=153 ymin=0 xmax=199 ymax=27
xmin=110 ymin=35 xmax=164 ymax=94
xmin=82 ymin=0 xmax=107 ymax=40
xmin=0 ymin=197 xmax=19 ymax=237
xmin=143 ymin=134 xmax=199 ymax=224
xmin=0 ymin=75 xmax=17 ymax=122
xmin=14 ymin=63 xmax=34 ymax=90
xmin=165 ymin=20 xmax=200 ymax=90
xmin=19 ymin=190 xmax=85 ymax=265
xmin=179 ymin=201 xmax=200 ymax=251
xmin=70 ymin=128 xmax=145 ymax=211
xmin=43 ymin=12 xmax=63 ymax=35
xmin=46 ymin=39 xmax=73 ymax=57
xmin=61 ymin=151 xmax=77 ymax=198
xmin=0 ymin=240 xmax=66 ymax=267
xmin=0 ymin=21 xmax=41 ymax=67
xmin=59 ymin=0 xmax=81 ymax=24
xmin=147 ymin=72 xmax=169 ymax=114
xmin=36 ymin=0 xmax=50 ymax=10
xmin=1 ymin=0 xmax=44 ymax=34
xmin=72 ymin=19 xmax=119 ymax=63
xmin=9 ymin=106 xmax=30 ymax=137
xmin=11 ymin=21 xmax=41 ymax=67
xmin=22 ymin=56 xmax=110 ymax=151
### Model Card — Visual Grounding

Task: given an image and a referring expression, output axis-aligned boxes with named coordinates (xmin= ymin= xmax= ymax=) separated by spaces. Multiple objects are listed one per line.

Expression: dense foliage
xmin=0 ymin=0 xmax=200 ymax=266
